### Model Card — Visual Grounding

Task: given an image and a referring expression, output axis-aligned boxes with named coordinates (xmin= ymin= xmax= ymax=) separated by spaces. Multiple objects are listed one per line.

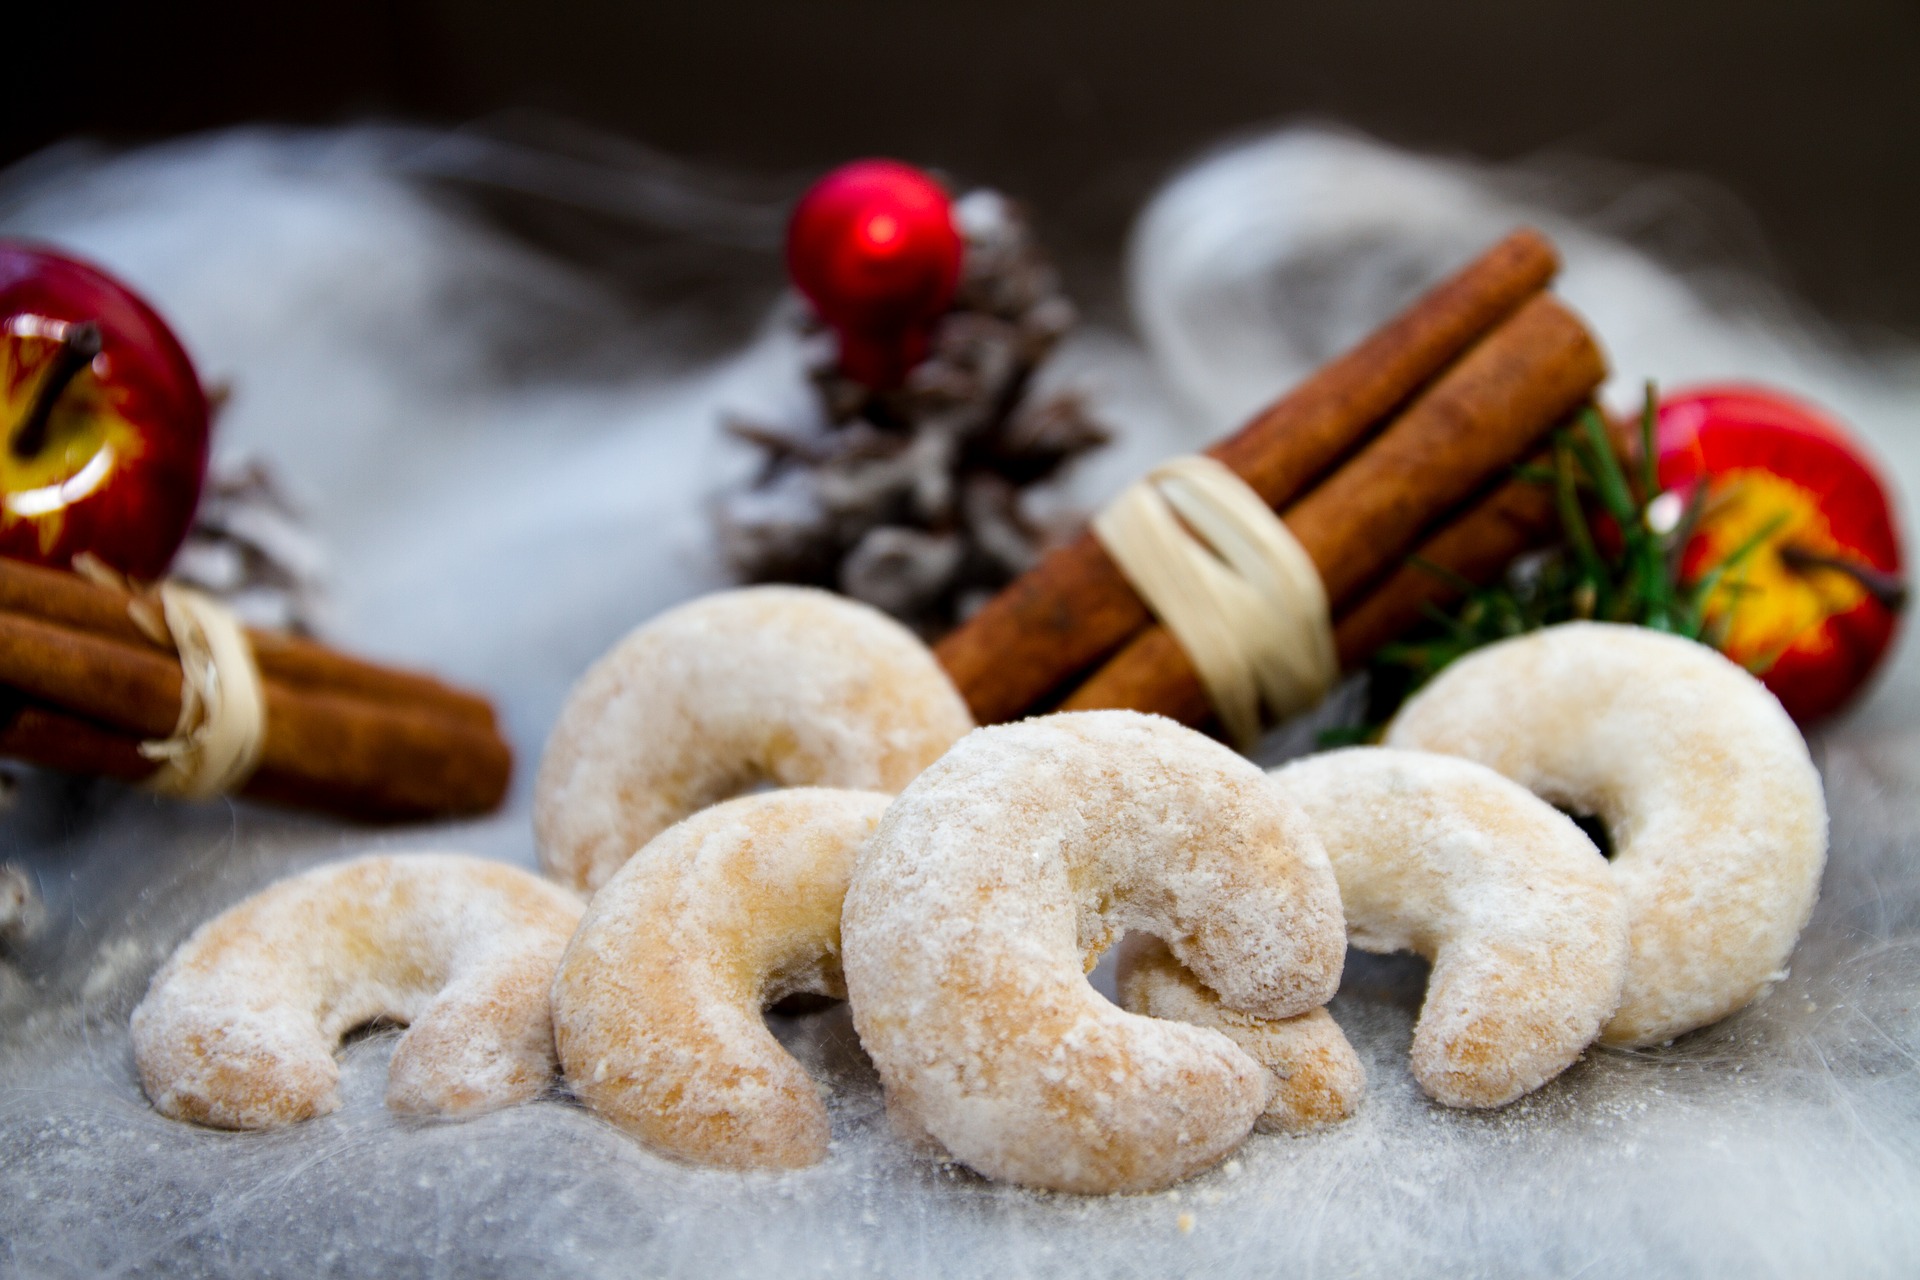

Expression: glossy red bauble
xmin=0 ymin=243 xmax=209 ymax=580
xmin=1657 ymin=383 xmax=1904 ymax=724
xmin=786 ymin=160 xmax=962 ymax=389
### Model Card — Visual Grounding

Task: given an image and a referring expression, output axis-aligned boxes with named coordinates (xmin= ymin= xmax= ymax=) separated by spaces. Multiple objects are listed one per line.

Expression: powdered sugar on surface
xmin=1 ymin=125 xmax=1918 ymax=1275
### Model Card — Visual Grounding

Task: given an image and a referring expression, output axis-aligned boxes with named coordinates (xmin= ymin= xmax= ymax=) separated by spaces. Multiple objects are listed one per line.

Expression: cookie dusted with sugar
xmin=1115 ymin=935 xmax=1364 ymax=1132
xmin=1385 ymin=621 xmax=1828 ymax=1046
xmin=842 ymin=710 xmax=1345 ymax=1194
xmin=132 ymin=853 xmax=584 ymax=1129
xmin=535 ymin=586 xmax=973 ymax=892
xmin=552 ymin=788 xmax=891 ymax=1170
xmin=1271 ymin=748 xmax=1628 ymax=1106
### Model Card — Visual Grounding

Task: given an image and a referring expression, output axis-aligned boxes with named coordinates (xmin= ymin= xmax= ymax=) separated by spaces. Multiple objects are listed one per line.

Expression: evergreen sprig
xmin=1342 ymin=383 xmax=1775 ymax=736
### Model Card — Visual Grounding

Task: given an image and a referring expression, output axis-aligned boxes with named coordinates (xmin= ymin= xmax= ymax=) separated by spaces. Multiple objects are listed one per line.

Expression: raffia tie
xmin=1092 ymin=456 xmax=1337 ymax=751
xmin=74 ymin=555 xmax=267 ymax=799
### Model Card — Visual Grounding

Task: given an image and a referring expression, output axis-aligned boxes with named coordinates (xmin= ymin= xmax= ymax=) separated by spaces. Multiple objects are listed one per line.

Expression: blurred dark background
xmin=9 ymin=1 xmax=1918 ymax=337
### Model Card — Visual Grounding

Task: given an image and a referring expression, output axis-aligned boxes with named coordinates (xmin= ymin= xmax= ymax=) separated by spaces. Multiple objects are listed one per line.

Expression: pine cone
xmin=716 ymin=189 xmax=1111 ymax=638
xmin=170 ymin=454 xmax=330 ymax=636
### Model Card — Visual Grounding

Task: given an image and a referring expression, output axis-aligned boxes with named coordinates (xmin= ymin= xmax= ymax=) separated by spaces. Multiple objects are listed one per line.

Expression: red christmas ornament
xmin=1657 ymin=383 xmax=1905 ymax=724
xmin=786 ymin=160 xmax=963 ymax=390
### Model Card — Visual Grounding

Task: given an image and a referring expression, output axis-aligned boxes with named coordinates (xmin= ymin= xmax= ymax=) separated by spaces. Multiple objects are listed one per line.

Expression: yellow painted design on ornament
xmin=1698 ymin=469 xmax=1864 ymax=658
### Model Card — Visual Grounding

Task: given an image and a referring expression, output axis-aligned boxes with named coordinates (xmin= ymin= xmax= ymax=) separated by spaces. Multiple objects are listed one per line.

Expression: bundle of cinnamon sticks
xmin=935 ymin=228 xmax=1607 ymax=732
xmin=0 ymin=557 xmax=510 ymax=820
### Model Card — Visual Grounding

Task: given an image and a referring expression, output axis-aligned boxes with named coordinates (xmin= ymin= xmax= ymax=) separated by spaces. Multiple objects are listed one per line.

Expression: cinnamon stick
xmin=0 ymin=612 xmax=179 ymax=738
xmin=0 ymin=556 xmax=497 ymax=731
xmin=0 ymin=699 xmax=154 ymax=781
xmin=250 ymin=685 xmax=511 ymax=819
xmin=1331 ymin=464 xmax=1559 ymax=668
xmin=0 ymin=696 xmax=503 ymax=821
xmin=1059 ymin=294 xmax=1605 ymax=724
xmin=934 ymin=228 xmax=1561 ymax=724
xmin=246 ymin=630 xmax=497 ymax=733
xmin=1051 ymin=468 xmax=1561 ymax=729
xmin=0 ymin=610 xmax=510 ymax=819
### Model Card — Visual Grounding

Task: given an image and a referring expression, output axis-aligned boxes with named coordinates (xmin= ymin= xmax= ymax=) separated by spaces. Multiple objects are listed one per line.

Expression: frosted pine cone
xmin=716 ymin=189 xmax=1110 ymax=638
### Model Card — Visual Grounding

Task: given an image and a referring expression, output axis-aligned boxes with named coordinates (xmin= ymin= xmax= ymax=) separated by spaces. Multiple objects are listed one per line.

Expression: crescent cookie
xmin=535 ymin=586 xmax=973 ymax=892
xmin=1115 ymin=935 xmax=1364 ymax=1132
xmin=1385 ymin=621 xmax=1828 ymax=1046
xmin=131 ymin=853 xmax=584 ymax=1129
xmin=1271 ymin=748 xmax=1628 ymax=1107
xmin=842 ymin=710 xmax=1346 ymax=1194
xmin=551 ymin=788 xmax=891 ymax=1170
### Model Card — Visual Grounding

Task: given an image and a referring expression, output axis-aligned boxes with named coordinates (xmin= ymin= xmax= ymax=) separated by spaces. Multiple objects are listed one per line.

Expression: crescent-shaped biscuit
xmin=1115 ymin=935 xmax=1365 ymax=1132
xmin=842 ymin=710 xmax=1345 ymax=1194
xmin=131 ymin=853 xmax=584 ymax=1129
xmin=535 ymin=586 xmax=973 ymax=892
xmin=551 ymin=788 xmax=890 ymax=1170
xmin=1271 ymin=748 xmax=1628 ymax=1106
xmin=1386 ymin=622 xmax=1828 ymax=1046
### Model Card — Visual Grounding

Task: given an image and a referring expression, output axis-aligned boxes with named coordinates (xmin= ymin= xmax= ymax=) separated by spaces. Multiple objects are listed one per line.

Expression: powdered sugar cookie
xmin=535 ymin=586 xmax=972 ymax=892
xmin=842 ymin=710 xmax=1344 ymax=1194
xmin=1115 ymin=935 xmax=1364 ymax=1131
xmin=132 ymin=853 xmax=584 ymax=1129
xmin=552 ymin=788 xmax=890 ymax=1170
xmin=1272 ymin=748 xmax=1627 ymax=1106
xmin=1386 ymin=622 xmax=1827 ymax=1046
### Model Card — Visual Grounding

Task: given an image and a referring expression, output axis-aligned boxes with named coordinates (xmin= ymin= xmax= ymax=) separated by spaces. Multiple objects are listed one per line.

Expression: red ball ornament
xmin=0 ymin=243 xmax=209 ymax=580
xmin=1656 ymin=383 xmax=1905 ymax=724
xmin=786 ymin=160 xmax=963 ymax=390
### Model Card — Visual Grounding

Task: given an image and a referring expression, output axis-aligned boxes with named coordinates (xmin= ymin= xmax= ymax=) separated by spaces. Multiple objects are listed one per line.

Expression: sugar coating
xmin=1272 ymin=748 xmax=1629 ymax=1107
xmin=534 ymin=586 xmax=974 ymax=892
xmin=130 ymin=853 xmax=585 ymax=1130
xmin=551 ymin=788 xmax=891 ymax=1170
xmin=1385 ymin=622 xmax=1829 ymax=1047
xmin=1115 ymin=935 xmax=1364 ymax=1132
xmin=841 ymin=710 xmax=1346 ymax=1194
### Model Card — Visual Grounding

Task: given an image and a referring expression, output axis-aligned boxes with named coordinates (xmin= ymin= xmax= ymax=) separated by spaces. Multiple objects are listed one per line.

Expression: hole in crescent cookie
xmin=1087 ymin=941 xmax=1125 ymax=1004
xmin=1558 ymin=809 xmax=1616 ymax=860
xmin=340 ymin=1015 xmax=406 ymax=1047
xmin=1338 ymin=949 xmax=1430 ymax=1011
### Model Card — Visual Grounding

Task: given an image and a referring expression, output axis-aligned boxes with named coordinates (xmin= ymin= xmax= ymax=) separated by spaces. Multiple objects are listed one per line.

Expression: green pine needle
xmin=1329 ymin=382 xmax=1777 ymax=744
